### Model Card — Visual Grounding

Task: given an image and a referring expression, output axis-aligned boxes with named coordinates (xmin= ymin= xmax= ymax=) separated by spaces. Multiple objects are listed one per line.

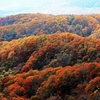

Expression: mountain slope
xmin=0 ymin=14 xmax=100 ymax=100
xmin=0 ymin=33 xmax=100 ymax=100
xmin=0 ymin=14 xmax=100 ymax=41
xmin=0 ymin=62 xmax=100 ymax=100
xmin=0 ymin=33 xmax=100 ymax=73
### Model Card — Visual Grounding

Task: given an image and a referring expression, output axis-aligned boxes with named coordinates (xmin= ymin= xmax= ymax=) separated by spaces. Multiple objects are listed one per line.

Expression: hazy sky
xmin=0 ymin=0 xmax=100 ymax=16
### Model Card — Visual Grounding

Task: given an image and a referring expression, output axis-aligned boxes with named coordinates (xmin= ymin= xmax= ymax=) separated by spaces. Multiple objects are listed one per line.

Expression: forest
xmin=0 ymin=13 xmax=100 ymax=41
xmin=0 ymin=13 xmax=100 ymax=100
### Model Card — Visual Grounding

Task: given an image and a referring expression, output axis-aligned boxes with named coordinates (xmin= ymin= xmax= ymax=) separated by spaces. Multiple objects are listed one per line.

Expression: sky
xmin=0 ymin=0 xmax=100 ymax=17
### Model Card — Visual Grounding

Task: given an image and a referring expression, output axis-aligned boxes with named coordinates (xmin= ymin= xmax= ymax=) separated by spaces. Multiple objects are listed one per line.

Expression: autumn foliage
xmin=0 ymin=13 xmax=100 ymax=100
xmin=0 ymin=62 xmax=99 ymax=100
xmin=0 ymin=13 xmax=100 ymax=41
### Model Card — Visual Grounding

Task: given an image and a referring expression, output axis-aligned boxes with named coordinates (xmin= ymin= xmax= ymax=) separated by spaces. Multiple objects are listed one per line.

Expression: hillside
xmin=0 ymin=33 xmax=100 ymax=100
xmin=0 ymin=14 xmax=100 ymax=41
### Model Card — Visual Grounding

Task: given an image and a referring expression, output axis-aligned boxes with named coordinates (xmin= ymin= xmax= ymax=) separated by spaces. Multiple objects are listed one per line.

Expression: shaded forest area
xmin=0 ymin=14 xmax=100 ymax=100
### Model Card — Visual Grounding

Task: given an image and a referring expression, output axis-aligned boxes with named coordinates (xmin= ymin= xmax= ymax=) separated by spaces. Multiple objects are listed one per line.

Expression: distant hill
xmin=0 ymin=13 xmax=100 ymax=41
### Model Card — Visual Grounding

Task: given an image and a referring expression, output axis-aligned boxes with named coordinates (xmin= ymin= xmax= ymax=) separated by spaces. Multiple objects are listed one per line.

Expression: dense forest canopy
xmin=0 ymin=13 xmax=100 ymax=41
xmin=0 ymin=13 xmax=100 ymax=100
